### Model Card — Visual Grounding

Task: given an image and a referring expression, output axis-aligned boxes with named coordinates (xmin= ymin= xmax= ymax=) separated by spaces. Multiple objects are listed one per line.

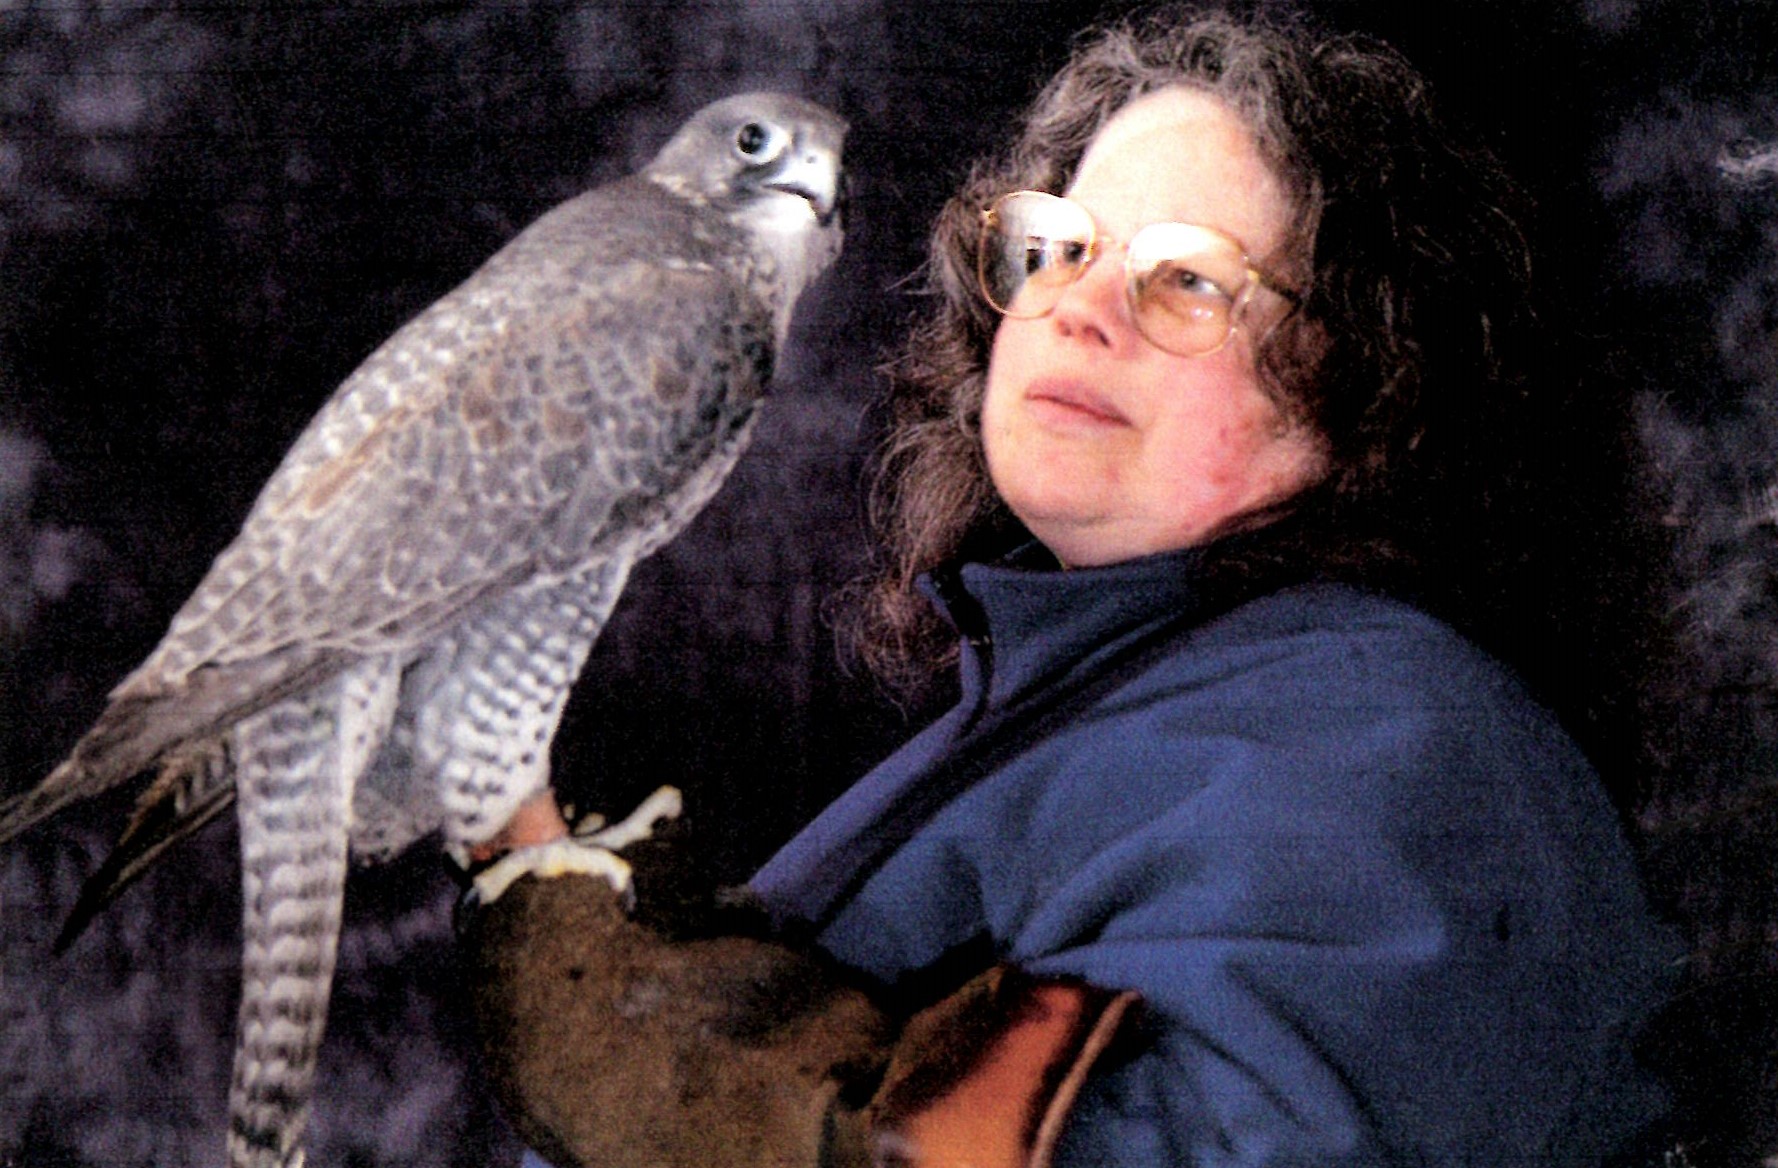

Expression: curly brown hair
xmin=848 ymin=4 xmax=1575 ymax=701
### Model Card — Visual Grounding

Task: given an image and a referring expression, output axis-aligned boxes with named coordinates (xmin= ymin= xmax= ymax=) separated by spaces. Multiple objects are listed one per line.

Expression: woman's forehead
xmin=1068 ymin=86 xmax=1291 ymax=263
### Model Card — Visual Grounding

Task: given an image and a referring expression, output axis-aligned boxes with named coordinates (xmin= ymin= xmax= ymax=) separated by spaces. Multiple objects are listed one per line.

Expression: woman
xmin=468 ymin=8 xmax=1677 ymax=1165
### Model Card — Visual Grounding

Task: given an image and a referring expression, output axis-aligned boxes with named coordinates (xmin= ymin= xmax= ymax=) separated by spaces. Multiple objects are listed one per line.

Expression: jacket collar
xmin=923 ymin=542 xmax=1210 ymax=714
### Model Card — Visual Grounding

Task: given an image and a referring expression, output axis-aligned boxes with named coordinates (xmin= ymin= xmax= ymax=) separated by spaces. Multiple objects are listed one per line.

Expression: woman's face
xmin=980 ymin=86 xmax=1326 ymax=568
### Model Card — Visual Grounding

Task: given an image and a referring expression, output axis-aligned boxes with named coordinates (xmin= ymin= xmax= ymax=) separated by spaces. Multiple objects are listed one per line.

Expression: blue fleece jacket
xmin=752 ymin=547 xmax=1675 ymax=1166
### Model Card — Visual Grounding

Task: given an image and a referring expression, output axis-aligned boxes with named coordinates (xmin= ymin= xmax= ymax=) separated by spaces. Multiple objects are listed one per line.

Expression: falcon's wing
xmin=128 ymin=192 xmax=773 ymax=698
xmin=0 ymin=185 xmax=773 ymax=842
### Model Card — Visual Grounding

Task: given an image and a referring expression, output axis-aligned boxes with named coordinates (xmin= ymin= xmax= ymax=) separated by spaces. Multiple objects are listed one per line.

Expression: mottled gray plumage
xmin=0 ymin=92 xmax=845 ymax=1168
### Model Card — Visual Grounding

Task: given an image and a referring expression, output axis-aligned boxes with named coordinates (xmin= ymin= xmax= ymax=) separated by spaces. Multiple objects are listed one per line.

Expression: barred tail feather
xmin=225 ymin=694 xmax=353 ymax=1168
xmin=224 ymin=659 xmax=395 ymax=1168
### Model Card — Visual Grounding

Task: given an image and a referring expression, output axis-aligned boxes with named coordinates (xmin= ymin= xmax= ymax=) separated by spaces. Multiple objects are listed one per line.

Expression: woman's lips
xmin=1023 ymin=377 xmax=1130 ymax=427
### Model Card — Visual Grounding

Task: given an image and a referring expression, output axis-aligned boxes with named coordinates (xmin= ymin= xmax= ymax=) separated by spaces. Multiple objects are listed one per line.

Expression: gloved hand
xmin=457 ymin=788 xmax=1138 ymax=1168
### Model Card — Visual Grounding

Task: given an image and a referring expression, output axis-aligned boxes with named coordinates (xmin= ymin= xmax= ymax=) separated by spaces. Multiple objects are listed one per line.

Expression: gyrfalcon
xmin=0 ymin=90 xmax=846 ymax=1168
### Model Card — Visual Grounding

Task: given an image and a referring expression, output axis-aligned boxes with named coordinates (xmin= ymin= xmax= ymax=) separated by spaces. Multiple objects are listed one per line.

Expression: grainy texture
xmin=4 ymin=0 xmax=1778 ymax=1164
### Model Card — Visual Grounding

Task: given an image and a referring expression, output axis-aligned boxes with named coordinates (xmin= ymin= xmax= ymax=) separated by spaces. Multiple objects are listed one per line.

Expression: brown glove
xmin=459 ymin=811 xmax=1138 ymax=1168
xmin=866 ymin=963 xmax=1140 ymax=1168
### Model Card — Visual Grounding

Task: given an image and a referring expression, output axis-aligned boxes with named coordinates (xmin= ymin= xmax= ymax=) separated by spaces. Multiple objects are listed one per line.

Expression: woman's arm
xmin=458 ymin=795 xmax=1140 ymax=1168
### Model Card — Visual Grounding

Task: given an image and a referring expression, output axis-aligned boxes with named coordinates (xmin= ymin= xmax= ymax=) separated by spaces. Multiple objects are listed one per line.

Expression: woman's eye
xmin=1153 ymin=262 xmax=1232 ymax=302
xmin=1025 ymin=238 xmax=1088 ymax=273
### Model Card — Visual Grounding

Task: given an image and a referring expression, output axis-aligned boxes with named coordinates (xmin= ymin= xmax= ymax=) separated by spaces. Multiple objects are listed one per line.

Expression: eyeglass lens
xmin=979 ymin=191 xmax=1256 ymax=357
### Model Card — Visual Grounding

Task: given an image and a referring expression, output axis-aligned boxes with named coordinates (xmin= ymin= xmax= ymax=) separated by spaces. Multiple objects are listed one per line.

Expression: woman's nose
xmin=1048 ymin=248 xmax=1136 ymax=352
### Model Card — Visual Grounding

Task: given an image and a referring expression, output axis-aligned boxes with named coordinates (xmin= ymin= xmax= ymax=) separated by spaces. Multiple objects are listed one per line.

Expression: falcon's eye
xmin=734 ymin=121 xmax=786 ymax=162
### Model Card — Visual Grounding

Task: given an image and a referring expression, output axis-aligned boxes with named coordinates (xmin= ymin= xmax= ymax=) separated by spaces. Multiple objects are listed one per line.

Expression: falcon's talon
xmin=577 ymin=785 xmax=683 ymax=852
xmin=567 ymin=810 xmax=607 ymax=838
xmin=470 ymin=838 xmax=634 ymax=906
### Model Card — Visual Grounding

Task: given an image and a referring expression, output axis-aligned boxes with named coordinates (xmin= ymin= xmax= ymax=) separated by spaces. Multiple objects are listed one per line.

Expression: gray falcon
xmin=0 ymin=91 xmax=846 ymax=1168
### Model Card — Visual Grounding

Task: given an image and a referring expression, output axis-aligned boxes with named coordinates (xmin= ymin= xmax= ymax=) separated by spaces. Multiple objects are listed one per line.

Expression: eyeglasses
xmin=977 ymin=190 xmax=1297 ymax=357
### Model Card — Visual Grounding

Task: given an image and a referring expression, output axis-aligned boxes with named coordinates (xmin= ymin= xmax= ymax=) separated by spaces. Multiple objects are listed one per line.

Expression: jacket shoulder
xmin=1120 ymin=582 xmax=1528 ymax=713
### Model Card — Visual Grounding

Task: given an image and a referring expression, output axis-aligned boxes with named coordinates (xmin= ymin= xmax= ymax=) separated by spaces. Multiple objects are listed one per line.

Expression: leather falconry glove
xmin=456 ymin=787 xmax=1140 ymax=1168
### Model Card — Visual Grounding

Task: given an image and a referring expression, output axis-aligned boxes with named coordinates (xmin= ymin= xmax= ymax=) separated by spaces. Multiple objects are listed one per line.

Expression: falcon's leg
xmin=419 ymin=562 xmax=630 ymax=860
xmin=226 ymin=660 xmax=398 ymax=1168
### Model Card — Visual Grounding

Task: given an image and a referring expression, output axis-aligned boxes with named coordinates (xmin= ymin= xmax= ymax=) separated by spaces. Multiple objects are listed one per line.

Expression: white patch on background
xmin=0 ymin=429 xmax=106 ymax=636
xmin=1721 ymin=141 xmax=1778 ymax=183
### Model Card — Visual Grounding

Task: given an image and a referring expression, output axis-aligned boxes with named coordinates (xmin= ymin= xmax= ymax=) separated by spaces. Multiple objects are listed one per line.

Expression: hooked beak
xmin=766 ymin=147 xmax=843 ymax=226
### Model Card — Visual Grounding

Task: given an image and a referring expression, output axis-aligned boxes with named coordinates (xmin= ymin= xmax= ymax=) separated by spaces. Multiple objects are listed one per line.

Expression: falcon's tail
xmin=54 ymin=742 xmax=237 ymax=953
xmin=226 ymin=690 xmax=355 ymax=1168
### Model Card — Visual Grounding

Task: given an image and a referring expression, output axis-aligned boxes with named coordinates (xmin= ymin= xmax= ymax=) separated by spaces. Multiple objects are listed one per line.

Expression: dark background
xmin=4 ymin=0 xmax=1778 ymax=1163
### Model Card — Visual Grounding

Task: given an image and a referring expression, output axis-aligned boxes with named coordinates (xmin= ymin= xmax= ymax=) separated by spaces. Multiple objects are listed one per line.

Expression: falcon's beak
xmin=766 ymin=146 xmax=843 ymax=226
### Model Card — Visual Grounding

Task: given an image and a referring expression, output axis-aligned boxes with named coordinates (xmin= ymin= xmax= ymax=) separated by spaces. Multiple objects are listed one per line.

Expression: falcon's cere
xmin=0 ymin=91 xmax=846 ymax=1168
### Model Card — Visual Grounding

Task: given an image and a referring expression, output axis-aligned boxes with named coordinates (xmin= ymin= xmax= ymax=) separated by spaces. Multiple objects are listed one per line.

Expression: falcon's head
xmin=645 ymin=92 xmax=848 ymax=334
xmin=645 ymin=92 xmax=847 ymax=228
